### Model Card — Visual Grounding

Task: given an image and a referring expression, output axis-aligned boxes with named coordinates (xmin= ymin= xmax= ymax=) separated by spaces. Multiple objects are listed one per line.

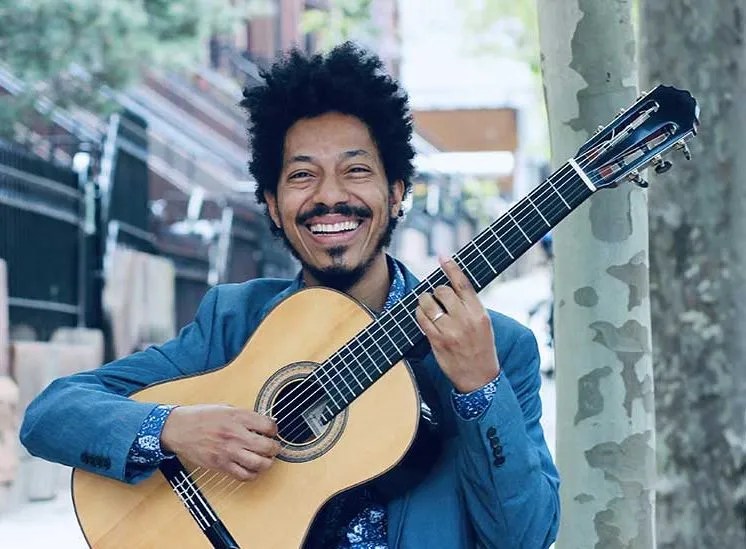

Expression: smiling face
xmin=264 ymin=112 xmax=404 ymax=292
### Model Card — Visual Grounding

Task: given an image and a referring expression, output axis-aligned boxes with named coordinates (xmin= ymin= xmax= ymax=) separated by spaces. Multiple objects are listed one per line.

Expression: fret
xmin=380 ymin=329 xmax=402 ymax=357
xmin=547 ymin=173 xmax=572 ymax=210
xmin=358 ymin=341 xmax=383 ymax=376
xmin=471 ymin=242 xmax=498 ymax=274
xmin=354 ymin=352 xmax=374 ymax=382
xmin=527 ymin=195 xmax=551 ymax=227
xmin=342 ymin=345 xmax=371 ymax=386
xmin=368 ymin=334 xmax=391 ymax=366
xmin=327 ymin=354 xmax=356 ymax=403
xmin=385 ymin=308 xmax=414 ymax=346
xmin=489 ymin=225 xmax=515 ymax=259
xmin=398 ymin=300 xmax=425 ymax=335
xmin=454 ymin=256 xmax=481 ymax=290
xmin=423 ymin=277 xmax=437 ymax=292
xmin=335 ymin=364 xmax=355 ymax=400
xmin=507 ymin=210 xmax=531 ymax=242
xmin=343 ymin=357 xmax=365 ymax=390
xmin=315 ymin=364 xmax=347 ymax=406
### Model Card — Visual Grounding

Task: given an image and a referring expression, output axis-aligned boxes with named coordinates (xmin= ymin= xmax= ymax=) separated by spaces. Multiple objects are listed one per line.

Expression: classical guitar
xmin=72 ymin=85 xmax=699 ymax=548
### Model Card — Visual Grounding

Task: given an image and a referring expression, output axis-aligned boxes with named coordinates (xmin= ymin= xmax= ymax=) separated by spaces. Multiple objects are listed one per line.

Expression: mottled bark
xmin=538 ymin=1 xmax=656 ymax=548
xmin=640 ymin=1 xmax=746 ymax=547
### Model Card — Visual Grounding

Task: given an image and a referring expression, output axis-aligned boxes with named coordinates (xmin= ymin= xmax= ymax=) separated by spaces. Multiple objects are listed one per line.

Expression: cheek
xmin=276 ymin=194 xmax=301 ymax=223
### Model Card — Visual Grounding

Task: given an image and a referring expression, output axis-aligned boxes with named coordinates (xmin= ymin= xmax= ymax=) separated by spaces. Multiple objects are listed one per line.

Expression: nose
xmin=312 ymin=173 xmax=349 ymax=206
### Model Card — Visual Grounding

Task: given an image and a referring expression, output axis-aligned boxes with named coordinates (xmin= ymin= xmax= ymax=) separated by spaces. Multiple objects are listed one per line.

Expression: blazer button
xmin=494 ymin=455 xmax=506 ymax=467
xmin=486 ymin=427 xmax=497 ymax=437
xmin=489 ymin=438 xmax=501 ymax=449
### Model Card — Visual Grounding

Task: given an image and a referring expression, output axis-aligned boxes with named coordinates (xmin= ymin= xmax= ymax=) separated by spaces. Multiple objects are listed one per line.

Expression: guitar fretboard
xmin=315 ymin=159 xmax=595 ymax=417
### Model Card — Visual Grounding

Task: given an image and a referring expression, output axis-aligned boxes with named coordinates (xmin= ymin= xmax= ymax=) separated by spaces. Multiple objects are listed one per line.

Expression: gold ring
xmin=431 ymin=311 xmax=446 ymax=322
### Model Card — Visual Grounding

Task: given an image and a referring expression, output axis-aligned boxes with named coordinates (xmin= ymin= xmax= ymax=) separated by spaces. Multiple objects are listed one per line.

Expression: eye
xmin=347 ymin=165 xmax=371 ymax=175
xmin=288 ymin=170 xmax=313 ymax=180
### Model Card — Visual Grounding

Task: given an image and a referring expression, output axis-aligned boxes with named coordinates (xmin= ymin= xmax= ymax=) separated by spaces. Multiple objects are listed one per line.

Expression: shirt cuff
xmin=451 ymin=372 xmax=501 ymax=420
xmin=126 ymin=404 xmax=176 ymax=469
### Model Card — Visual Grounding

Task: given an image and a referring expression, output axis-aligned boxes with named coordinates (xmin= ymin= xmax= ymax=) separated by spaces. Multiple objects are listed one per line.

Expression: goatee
xmin=302 ymin=246 xmax=373 ymax=292
xmin=277 ymin=211 xmax=397 ymax=292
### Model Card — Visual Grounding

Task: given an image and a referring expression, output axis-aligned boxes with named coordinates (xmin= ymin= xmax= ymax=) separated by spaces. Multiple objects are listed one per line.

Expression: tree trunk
xmin=537 ymin=2 xmax=656 ymax=547
xmin=639 ymin=1 xmax=746 ymax=547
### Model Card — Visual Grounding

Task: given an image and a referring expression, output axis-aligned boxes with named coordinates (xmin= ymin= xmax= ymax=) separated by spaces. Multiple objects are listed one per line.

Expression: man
xmin=21 ymin=43 xmax=559 ymax=548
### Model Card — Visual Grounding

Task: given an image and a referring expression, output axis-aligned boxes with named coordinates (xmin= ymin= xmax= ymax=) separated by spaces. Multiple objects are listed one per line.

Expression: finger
xmin=433 ymin=285 xmax=467 ymax=317
xmin=415 ymin=305 xmax=438 ymax=337
xmin=233 ymin=450 xmax=274 ymax=474
xmin=418 ymin=292 xmax=446 ymax=322
xmin=238 ymin=411 xmax=278 ymax=438
xmin=226 ymin=462 xmax=258 ymax=482
xmin=244 ymin=431 xmax=283 ymax=458
xmin=440 ymin=256 xmax=479 ymax=303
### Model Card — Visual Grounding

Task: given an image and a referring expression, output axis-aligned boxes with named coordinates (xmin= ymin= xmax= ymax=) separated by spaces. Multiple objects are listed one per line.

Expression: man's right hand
xmin=160 ymin=404 xmax=281 ymax=481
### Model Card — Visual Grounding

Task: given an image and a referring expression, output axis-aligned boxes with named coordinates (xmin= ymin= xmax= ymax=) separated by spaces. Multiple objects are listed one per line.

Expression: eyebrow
xmin=285 ymin=149 xmax=372 ymax=166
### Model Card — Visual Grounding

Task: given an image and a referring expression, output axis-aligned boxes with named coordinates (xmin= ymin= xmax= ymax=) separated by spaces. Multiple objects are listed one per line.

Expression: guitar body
xmin=71 ymin=287 xmax=420 ymax=548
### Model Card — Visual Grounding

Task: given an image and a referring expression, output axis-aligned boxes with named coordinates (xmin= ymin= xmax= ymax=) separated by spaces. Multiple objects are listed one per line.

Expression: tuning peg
xmin=652 ymin=155 xmax=674 ymax=174
xmin=593 ymin=125 xmax=604 ymax=135
xmin=627 ymin=170 xmax=648 ymax=188
xmin=636 ymin=90 xmax=649 ymax=101
xmin=675 ymin=141 xmax=692 ymax=160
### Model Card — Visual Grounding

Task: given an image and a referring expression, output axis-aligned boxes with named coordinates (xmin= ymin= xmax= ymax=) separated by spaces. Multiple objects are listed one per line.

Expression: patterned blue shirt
xmin=125 ymin=258 xmax=499 ymax=547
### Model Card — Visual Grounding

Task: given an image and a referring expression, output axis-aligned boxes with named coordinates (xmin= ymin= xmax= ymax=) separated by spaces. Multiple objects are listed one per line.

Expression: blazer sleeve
xmin=20 ymin=286 xmax=225 ymax=484
xmin=453 ymin=326 xmax=560 ymax=549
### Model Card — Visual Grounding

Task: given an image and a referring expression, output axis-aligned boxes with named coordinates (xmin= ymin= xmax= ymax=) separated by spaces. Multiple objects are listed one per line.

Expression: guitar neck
xmin=318 ymin=159 xmax=595 ymax=415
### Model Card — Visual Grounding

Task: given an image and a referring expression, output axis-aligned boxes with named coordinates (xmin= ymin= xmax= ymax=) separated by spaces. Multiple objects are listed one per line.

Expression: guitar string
xmin=263 ymin=141 xmax=607 ymax=431
xmin=194 ymin=160 xmax=601 ymax=502
xmin=189 ymin=141 xmax=613 ymax=500
xmin=267 ymin=146 xmax=602 ymax=426
xmin=187 ymin=144 xmax=612 ymax=498
xmin=197 ymin=120 xmax=683 ymax=498
xmin=274 ymin=162 xmax=597 ymax=447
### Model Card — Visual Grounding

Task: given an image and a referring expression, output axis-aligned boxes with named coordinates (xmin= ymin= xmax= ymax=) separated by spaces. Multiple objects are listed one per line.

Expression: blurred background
xmin=0 ymin=1 xmax=743 ymax=548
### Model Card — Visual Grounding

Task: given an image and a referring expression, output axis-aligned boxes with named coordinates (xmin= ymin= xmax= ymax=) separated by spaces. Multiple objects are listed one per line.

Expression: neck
xmin=302 ymin=252 xmax=391 ymax=312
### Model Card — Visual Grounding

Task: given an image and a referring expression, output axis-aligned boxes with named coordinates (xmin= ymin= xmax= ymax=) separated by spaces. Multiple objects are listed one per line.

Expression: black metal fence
xmin=0 ymin=142 xmax=83 ymax=340
xmin=1 ymin=127 xmax=295 ymax=353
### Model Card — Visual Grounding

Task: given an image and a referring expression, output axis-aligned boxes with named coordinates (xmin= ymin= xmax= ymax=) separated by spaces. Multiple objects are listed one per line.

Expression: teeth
xmin=309 ymin=221 xmax=360 ymax=234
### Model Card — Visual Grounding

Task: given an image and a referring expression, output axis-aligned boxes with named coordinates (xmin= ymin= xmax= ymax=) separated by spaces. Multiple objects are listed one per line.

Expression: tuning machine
xmin=652 ymin=155 xmax=673 ymax=174
xmin=674 ymin=140 xmax=692 ymax=160
xmin=627 ymin=170 xmax=648 ymax=188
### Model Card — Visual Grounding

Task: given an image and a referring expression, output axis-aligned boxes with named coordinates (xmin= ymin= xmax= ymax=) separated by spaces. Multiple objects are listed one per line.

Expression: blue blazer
xmin=21 ymin=260 xmax=559 ymax=548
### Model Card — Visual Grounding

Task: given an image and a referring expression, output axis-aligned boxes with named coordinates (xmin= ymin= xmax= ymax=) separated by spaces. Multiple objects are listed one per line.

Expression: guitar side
xmin=71 ymin=287 xmax=421 ymax=548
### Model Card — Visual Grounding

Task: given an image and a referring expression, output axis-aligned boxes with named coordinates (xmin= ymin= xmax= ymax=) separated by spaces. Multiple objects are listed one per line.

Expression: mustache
xmin=297 ymin=203 xmax=373 ymax=225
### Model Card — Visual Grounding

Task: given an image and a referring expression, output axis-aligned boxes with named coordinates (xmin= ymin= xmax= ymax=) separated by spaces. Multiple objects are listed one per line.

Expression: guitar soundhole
xmin=257 ymin=361 xmax=347 ymax=463
xmin=273 ymin=377 xmax=325 ymax=445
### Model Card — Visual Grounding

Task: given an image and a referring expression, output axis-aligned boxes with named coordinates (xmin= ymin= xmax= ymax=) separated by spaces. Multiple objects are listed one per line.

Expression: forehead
xmin=283 ymin=112 xmax=381 ymax=162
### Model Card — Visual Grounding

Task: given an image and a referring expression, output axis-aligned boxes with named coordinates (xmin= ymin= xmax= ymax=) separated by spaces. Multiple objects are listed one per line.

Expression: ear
xmin=390 ymin=179 xmax=405 ymax=217
xmin=264 ymin=191 xmax=282 ymax=229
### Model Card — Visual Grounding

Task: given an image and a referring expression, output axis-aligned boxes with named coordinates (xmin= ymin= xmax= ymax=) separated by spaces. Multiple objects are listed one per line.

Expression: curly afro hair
xmin=240 ymin=42 xmax=416 ymax=215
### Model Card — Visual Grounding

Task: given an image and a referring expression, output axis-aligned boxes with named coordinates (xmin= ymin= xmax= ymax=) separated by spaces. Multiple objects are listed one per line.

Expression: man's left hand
xmin=415 ymin=257 xmax=501 ymax=393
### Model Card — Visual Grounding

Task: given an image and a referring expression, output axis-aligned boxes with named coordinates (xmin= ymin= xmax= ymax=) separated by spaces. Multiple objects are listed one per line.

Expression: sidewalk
xmin=0 ymin=267 xmax=556 ymax=548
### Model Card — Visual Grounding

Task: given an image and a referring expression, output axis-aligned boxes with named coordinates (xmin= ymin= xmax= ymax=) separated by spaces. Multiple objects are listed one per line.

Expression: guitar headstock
xmin=574 ymin=85 xmax=699 ymax=189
